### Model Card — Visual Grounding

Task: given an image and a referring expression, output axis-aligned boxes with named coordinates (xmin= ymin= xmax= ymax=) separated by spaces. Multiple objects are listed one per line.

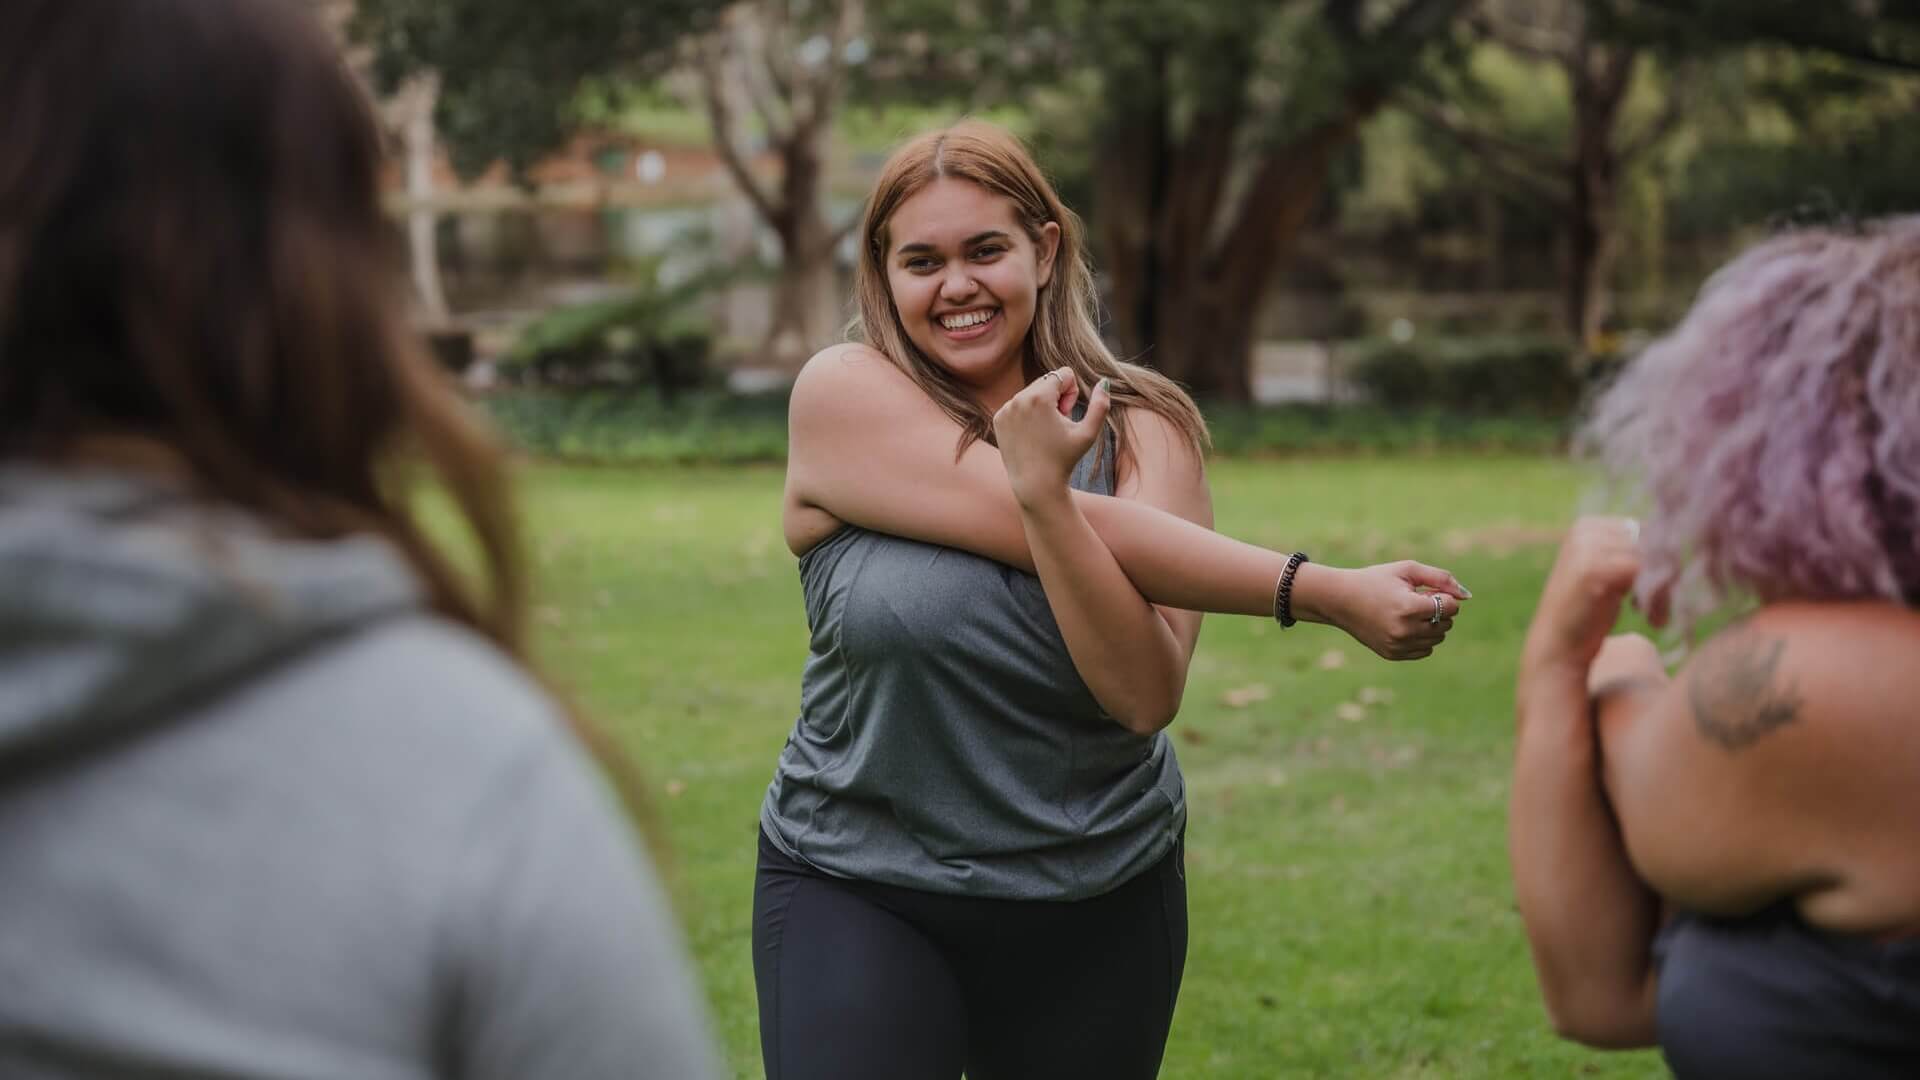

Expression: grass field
xmin=514 ymin=455 xmax=1667 ymax=1079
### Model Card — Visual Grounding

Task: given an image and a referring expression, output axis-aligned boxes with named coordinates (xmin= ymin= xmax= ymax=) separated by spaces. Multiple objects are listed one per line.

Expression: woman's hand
xmin=1522 ymin=516 xmax=1643 ymax=680
xmin=1301 ymin=561 xmax=1470 ymax=661
xmin=992 ymin=367 xmax=1110 ymax=511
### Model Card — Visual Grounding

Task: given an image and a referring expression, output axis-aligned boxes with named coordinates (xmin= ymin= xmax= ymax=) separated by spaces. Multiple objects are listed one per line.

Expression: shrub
xmin=1343 ymin=335 xmax=1581 ymax=415
xmin=500 ymin=262 xmax=729 ymax=399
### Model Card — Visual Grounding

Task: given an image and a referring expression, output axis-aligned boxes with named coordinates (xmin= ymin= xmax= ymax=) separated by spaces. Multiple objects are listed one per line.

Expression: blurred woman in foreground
xmin=0 ymin=1 xmax=717 ymax=1076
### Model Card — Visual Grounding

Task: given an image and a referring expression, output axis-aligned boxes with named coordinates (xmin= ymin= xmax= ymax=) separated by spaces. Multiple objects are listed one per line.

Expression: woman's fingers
xmin=1398 ymin=560 xmax=1473 ymax=600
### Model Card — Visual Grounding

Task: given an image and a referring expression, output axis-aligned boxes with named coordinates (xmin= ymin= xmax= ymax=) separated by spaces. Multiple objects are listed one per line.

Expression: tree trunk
xmin=1566 ymin=150 xmax=1619 ymax=353
xmin=1130 ymin=107 xmax=1373 ymax=401
xmin=1564 ymin=40 xmax=1634 ymax=355
xmin=398 ymin=74 xmax=449 ymax=324
xmin=1093 ymin=39 xmax=1174 ymax=365
xmin=763 ymin=126 xmax=839 ymax=371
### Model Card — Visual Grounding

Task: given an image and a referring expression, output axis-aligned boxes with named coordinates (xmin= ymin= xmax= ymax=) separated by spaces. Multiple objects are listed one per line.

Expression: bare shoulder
xmin=1679 ymin=602 xmax=1920 ymax=754
xmin=1612 ymin=602 xmax=1920 ymax=924
xmin=1113 ymin=406 xmax=1208 ymax=503
xmin=792 ymin=343 xmax=907 ymax=404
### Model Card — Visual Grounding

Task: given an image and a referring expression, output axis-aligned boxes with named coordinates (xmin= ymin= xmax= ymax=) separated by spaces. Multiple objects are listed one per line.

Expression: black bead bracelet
xmin=1274 ymin=551 xmax=1309 ymax=628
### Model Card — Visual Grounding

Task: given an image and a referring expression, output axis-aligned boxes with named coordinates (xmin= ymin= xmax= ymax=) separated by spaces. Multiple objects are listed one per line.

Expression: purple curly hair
xmin=1581 ymin=216 xmax=1920 ymax=641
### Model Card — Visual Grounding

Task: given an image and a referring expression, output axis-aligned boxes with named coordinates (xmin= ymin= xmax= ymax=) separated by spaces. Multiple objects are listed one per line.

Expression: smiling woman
xmin=755 ymin=120 xmax=1469 ymax=1080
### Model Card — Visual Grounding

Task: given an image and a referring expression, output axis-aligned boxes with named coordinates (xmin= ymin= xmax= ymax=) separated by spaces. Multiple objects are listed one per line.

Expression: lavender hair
xmin=1580 ymin=216 xmax=1920 ymax=642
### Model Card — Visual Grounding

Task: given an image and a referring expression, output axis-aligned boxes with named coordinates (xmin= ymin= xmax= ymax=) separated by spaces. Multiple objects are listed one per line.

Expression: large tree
xmin=828 ymin=0 xmax=1473 ymax=399
xmin=1084 ymin=0 xmax=1469 ymax=398
xmin=1411 ymin=0 xmax=1686 ymax=355
xmin=356 ymin=0 xmax=874 ymax=370
xmin=1408 ymin=0 xmax=1920 ymax=354
xmin=352 ymin=0 xmax=720 ymax=176
xmin=689 ymin=0 xmax=864 ymax=369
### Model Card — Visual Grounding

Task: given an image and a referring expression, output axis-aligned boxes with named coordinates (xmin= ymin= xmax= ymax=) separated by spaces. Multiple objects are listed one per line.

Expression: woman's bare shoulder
xmin=1112 ymin=406 xmax=1208 ymax=503
xmin=1612 ymin=601 xmax=1920 ymax=926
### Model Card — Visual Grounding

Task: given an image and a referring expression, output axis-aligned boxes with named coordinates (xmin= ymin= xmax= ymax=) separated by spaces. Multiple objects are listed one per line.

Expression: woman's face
xmin=883 ymin=177 xmax=1060 ymax=399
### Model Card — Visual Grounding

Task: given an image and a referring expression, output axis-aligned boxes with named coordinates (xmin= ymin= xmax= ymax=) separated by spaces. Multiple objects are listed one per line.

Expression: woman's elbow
xmin=1540 ymin=986 xmax=1658 ymax=1050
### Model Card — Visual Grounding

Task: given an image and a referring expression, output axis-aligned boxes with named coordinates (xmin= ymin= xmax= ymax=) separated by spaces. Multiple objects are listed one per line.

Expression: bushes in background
xmin=1342 ymin=335 xmax=1585 ymax=416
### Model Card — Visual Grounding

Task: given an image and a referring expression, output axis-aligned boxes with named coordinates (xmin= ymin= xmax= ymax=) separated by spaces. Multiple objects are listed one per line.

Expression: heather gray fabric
xmin=761 ymin=430 xmax=1186 ymax=901
xmin=0 ymin=465 xmax=718 ymax=1080
xmin=1656 ymin=905 xmax=1920 ymax=1079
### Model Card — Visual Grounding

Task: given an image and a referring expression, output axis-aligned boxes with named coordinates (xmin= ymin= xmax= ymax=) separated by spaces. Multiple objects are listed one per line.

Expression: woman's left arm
xmin=992 ymin=371 xmax=1207 ymax=735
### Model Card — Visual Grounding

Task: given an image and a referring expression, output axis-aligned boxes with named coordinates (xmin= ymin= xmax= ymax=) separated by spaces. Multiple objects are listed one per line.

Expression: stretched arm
xmin=991 ymin=371 xmax=1208 ymax=733
xmin=784 ymin=345 xmax=1467 ymax=659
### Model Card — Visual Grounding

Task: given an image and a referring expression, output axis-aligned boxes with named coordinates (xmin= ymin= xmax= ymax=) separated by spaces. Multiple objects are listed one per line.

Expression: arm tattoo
xmin=1687 ymin=624 xmax=1804 ymax=752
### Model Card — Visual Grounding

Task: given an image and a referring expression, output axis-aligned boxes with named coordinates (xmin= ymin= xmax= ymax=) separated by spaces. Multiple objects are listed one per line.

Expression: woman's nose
xmin=939 ymin=268 xmax=978 ymax=301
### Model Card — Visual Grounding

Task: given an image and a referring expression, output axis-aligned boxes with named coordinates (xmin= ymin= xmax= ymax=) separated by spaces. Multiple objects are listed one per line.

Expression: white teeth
xmin=940 ymin=310 xmax=993 ymax=330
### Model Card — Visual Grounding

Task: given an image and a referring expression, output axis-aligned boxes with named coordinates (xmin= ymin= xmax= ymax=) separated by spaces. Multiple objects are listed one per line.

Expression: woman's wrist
xmin=1284 ymin=562 xmax=1348 ymax=627
xmin=1012 ymin=478 xmax=1076 ymax=522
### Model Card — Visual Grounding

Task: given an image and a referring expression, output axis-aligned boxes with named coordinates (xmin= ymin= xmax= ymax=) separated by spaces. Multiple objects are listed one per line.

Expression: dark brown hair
xmin=0 ymin=0 xmax=644 ymax=811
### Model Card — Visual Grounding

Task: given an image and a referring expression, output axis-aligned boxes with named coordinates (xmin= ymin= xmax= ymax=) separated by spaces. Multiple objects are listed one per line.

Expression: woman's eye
xmin=970 ymin=245 xmax=1006 ymax=260
xmin=905 ymin=257 xmax=938 ymax=272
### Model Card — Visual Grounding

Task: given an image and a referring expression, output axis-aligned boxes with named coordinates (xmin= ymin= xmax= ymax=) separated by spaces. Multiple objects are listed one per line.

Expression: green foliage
xmin=480 ymin=389 xmax=1569 ymax=466
xmin=1663 ymin=54 xmax=1920 ymax=235
xmin=500 ymin=256 xmax=742 ymax=393
xmin=482 ymin=391 xmax=789 ymax=464
xmin=1203 ymin=402 xmax=1570 ymax=455
xmin=1598 ymin=0 xmax=1920 ymax=73
xmin=352 ymin=0 xmax=724 ymax=176
xmin=1345 ymin=336 xmax=1585 ymax=416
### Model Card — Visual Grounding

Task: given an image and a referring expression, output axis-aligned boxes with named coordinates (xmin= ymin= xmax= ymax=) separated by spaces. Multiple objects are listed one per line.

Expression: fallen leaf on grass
xmin=1335 ymin=703 xmax=1367 ymax=723
xmin=1357 ymin=686 xmax=1395 ymax=706
xmin=1316 ymin=649 xmax=1347 ymax=670
xmin=665 ymin=779 xmax=687 ymax=798
xmin=1221 ymin=684 xmax=1271 ymax=708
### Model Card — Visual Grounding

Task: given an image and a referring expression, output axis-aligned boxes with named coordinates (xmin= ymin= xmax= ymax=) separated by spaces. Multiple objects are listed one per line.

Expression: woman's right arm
xmin=1509 ymin=520 xmax=1663 ymax=1048
xmin=784 ymin=345 xmax=1467 ymax=658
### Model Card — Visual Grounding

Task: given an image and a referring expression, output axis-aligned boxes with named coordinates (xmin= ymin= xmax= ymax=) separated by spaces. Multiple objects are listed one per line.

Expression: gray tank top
xmin=760 ymin=431 xmax=1185 ymax=901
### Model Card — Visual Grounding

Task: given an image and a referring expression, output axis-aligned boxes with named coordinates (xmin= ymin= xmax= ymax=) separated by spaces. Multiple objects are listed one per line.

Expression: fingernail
xmin=1457 ymin=583 xmax=1473 ymax=598
xmin=1096 ymin=377 xmax=1111 ymax=394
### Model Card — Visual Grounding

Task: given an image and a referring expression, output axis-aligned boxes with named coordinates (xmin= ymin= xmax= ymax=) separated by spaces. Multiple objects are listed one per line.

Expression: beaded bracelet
xmin=1273 ymin=551 xmax=1310 ymax=628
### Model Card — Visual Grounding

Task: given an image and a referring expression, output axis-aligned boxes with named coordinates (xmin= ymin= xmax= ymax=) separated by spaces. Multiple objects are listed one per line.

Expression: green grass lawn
xmin=514 ymin=454 xmax=1667 ymax=1079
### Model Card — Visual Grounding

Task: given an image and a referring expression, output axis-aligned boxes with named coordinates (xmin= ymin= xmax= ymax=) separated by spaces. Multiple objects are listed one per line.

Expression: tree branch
xmin=1405 ymin=97 xmax=1569 ymax=207
xmin=697 ymin=34 xmax=784 ymax=226
xmin=731 ymin=9 xmax=796 ymax=144
xmin=1621 ymin=0 xmax=1920 ymax=73
xmin=1470 ymin=8 xmax=1578 ymax=64
xmin=792 ymin=0 xmax=861 ymax=139
xmin=1619 ymin=81 xmax=1686 ymax=163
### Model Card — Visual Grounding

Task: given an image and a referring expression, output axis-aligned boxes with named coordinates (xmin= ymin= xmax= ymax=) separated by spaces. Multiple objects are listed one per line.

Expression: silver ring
xmin=1043 ymin=370 xmax=1063 ymax=389
xmin=1429 ymin=593 xmax=1445 ymax=626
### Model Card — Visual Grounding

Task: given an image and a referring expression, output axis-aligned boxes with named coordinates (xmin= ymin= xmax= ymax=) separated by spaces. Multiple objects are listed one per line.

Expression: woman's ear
xmin=1036 ymin=221 xmax=1062 ymax=288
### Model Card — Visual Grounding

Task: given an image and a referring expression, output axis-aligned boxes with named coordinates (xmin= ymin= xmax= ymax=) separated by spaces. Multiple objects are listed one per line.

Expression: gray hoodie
xmin=0 ymin=466 xmax=719 ymax=1079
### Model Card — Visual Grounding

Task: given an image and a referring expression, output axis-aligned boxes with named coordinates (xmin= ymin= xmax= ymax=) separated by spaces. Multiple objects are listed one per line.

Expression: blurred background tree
xmin=342 ymin=0 xmax=1920 ymax=411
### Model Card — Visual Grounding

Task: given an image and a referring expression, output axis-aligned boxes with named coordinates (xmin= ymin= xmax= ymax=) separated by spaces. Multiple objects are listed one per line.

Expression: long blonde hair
xmin=850 ymin=121 xmax=1210 ymax=471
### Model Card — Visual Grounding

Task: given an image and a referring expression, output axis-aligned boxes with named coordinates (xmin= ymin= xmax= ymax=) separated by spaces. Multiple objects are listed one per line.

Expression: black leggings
xmin=752 ymin=829 xmax=1188 ymax=1080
